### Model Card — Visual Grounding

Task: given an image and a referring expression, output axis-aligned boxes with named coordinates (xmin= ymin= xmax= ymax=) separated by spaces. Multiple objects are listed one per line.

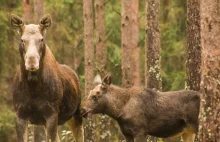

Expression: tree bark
xmin=131 ymin=0 xmax=140 ymax=86
xmin=145 ymin=0 xmax=162 ymax=91
xmin=186 ymin=0 xmax=201 ymax=91
xmin=83 ymin=0 xmax=96 ymax=141
xmin=145 ymin=0 xmax=161 ymax=141
xmin=34 ymin=0 xmax=43 ymax=22
xmin=162 ymin=0 xmax=169 ymax=23
xmin=95 ymin=0 xmax=106 ymax=76
xmin=22 ymin=0 xmax=33 ymax=24
xmin=94 ymin=0 xmax=111 ymax=141
xmin=121 ymin=0 xmax=133 ymax=88
xmin=198 ymin=0 xmax=220 ymax=141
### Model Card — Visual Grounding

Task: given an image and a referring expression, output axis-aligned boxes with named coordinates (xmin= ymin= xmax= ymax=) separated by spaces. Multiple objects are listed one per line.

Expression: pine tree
xmin=94 ymin=0 xmax=111 ymax=141
xmin=145 ymin=0 xmax=161 ymax=141
xmin=198 ymin=0 xmax=220 ymax=141
xmin=131 ymin=0 xmax=140 ymax=86
xmin=121 ymin=0 xmax=133 ymax=88
xmin=186 ymin=0 xmax=201 ymax=91
xmin=145 ymin=0 xmax=161 ymax=90
xmin=34 ymin=0 xmax=43 ymax=22
xmin=83 ymin=0 xmax=96 ymax=141
xmin=22 ymin=0 xmax=33 ymax=24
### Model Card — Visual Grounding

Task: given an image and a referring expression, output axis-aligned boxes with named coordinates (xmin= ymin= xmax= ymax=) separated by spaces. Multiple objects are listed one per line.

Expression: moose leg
xmin=123 ymin=134 xmax=134 ymax=142
xmin=44 ymin=125 xmax=60 ymax=142
xmin=16 ymin=117 xmax=28 ymax=142
xmin=45 ymin=115 xmax=58 ymax=142
xmin=182 ymin=133 xmax=196 ymax=142
xmin=134 ymin=134 xmax=146 ymax=142
xmin=67 ymin=115 xmax=84 ymax=142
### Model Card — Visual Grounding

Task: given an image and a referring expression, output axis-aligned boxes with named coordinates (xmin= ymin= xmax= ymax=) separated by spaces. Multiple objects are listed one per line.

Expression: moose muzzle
xmin=25 ymin=48 xmax=40 ymax=72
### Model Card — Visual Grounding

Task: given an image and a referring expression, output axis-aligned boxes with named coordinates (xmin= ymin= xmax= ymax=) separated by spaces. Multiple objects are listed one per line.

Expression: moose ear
xmin=102 ymin=75 xmax=111 ymax=86
xmin=39 ymin=14 xmax=52 ymax=34
xmin=10 ymin=14 xmax=24 ymax=35
xmin=93 ymin=74 xmax=102 ymax=85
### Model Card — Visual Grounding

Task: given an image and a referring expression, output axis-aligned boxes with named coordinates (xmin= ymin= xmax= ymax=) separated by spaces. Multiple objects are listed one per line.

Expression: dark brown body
xmin=10 ymin=14 xmax=83 ymax=142
xmin=81 ymin=75 xmax=200 ymax=142
xmin=117 ymin=88 xmax=200 ymax=140
xmin=13 ymin=47 xmax=80 ymax=125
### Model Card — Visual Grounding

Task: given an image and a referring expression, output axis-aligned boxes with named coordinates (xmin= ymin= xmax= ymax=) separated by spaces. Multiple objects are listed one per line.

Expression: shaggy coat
xmin=11 ymin=14 xmax=83 ymax=142
xmin=81 ymin=75 xmax=200 ymax=142
xmin=13 ymin=47 xmax=81 ymax=125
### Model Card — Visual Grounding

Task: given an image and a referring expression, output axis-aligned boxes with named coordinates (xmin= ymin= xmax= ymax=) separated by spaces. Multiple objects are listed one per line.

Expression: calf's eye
xmin=92 ymin=95 xmax=97 ymax=102
xmin=40 ymin=38 xmax=44 ymax=42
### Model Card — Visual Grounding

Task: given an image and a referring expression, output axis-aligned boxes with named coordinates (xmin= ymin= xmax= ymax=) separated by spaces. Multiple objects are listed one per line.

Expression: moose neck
xmin=103 ymin=85 xmax=131 ymax=120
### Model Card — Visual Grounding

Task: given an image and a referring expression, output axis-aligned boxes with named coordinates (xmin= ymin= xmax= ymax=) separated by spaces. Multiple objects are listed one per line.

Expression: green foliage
xmin=160 ymin=0 xmax=187 ymax=91
xmin=0 ymin=12 xmax=9 ymax=74
xmin=0 ymin=96 xmax=16 ymax=141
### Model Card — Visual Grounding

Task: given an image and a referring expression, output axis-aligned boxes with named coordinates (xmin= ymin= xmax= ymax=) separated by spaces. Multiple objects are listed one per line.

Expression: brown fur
xmin=11 ymin=14 xmax=83 ymax=142
xmin=81 ymin=75 xmax=200 ymax=142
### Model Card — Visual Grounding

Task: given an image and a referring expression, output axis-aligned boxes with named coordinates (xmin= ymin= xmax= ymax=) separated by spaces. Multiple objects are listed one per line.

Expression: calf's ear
xmin=10 ymin=14 xmax=24 ymax=35
xmin=102 ymin=75 xmax=111 ymax=86
xmin=39 ymin=14 xmax=52 ymax=34
xmin=94 ymin=74 xmax=102 ymax=85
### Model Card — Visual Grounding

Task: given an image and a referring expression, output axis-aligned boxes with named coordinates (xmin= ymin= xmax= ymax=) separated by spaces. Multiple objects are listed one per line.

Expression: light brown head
xmin=10 ymin=14 xmax=52 ymax=72
xmin=80 ymin=75 xmax=112 ymax=117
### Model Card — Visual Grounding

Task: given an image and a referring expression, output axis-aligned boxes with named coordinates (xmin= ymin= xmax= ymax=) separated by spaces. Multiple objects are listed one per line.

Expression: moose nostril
xmin=30 ymin=67 xmax=35 ymax=71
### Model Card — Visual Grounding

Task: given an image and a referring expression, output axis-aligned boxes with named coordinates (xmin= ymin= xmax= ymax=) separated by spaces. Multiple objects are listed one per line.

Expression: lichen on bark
xmin=198 ymin=0 xmax=220 ymax=141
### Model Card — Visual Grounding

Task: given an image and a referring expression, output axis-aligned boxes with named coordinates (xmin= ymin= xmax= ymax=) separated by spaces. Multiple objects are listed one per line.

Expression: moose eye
xmin=21 ymin=39 xmax=24 ymax=43
xmin=40 ymin=38 xmax=44 ymax=42
xmin=92 ymin=95 xmax=97 ymax=102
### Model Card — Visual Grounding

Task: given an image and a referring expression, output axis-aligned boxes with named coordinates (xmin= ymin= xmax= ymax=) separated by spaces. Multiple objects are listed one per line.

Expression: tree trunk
xmin=34 ymin=0 xmax=43 ymax=22
xmin=198 ymin=0 xmax=220 ymax=141
xmin=83 ymin=0 xmax=96 ymax=141
xmin=162 ymin=0 xmax=169 ymax=23
xmin=94 ymin=0 xmax=111 ymax=141
xmin=121 ymin=0 xmax=133 ymax=88
xmin=145 ymin=0 xmax=162 ymax=90
xmin=95 ymin=0 xmax=106 ymax=76
xmin=145 ymin=0 xmax=161 ymax=141
xmin=120 ymin=0 xmax=134 ymax=141
xmin=131 ymin=0 xmax=140 ymax=86
xmin=186 ymin=0 xmax=201 ymax=91
xmin=22 ymin=0 xmax=33 ymax=24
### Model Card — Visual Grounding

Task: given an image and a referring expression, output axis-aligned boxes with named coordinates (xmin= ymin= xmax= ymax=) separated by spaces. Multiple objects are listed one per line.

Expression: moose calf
xmin=81 ymin=75 xmax=200 ymax=142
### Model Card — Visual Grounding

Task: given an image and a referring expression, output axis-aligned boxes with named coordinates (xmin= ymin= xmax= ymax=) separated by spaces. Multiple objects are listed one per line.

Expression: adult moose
xmin=10 ymin=14 xmax=83 ymax=142
xmin=81 ymin=75 xmax=200 ymax=142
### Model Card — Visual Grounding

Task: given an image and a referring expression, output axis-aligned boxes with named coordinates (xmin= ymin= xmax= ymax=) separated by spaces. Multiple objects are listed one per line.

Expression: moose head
xmin=10 ymin=14 xmax=51 ymax=72
xmin=80 ymin=74 xmax=112 ymax=117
